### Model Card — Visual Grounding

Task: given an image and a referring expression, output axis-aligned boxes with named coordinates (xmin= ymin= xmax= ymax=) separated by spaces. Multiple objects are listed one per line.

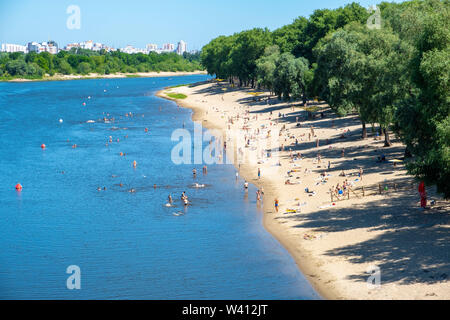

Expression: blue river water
xmin=0 ymin=75 xmax=320 ymax=299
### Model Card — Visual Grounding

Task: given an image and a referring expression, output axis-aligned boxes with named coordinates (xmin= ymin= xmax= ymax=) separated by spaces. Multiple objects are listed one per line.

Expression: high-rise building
xmin=80 ymin=40 xmax=93 ymax=50
xmin=162 ymin=43 xmax=175 ymax=52
xmin=176 ymin=40 xmax=187 ymax=55
xmin=146 ymin=44 xmax=158 ymax=52
xmin=27 ymin=42 xmax=44 ymax=53
xmin=27 ymin=41 xmax=59 ymax=54
xmin=1 ymin=43 xmax=27 ymax=53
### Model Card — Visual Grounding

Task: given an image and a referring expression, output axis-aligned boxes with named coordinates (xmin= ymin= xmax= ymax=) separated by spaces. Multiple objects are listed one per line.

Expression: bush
xmin=77 ymin=62 xmax=91 ymax=75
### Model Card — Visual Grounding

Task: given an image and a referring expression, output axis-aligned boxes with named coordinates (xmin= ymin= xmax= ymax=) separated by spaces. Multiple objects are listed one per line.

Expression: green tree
xmin=392 ymin=0 xmax=450 ymax=197
xmin=273 ymin=53 xmax=310 ymax=104
xmin=77 ymin=62 xmax=92 ymax=75
xmin=58 ymin=60 xmax=73 ymax=75
xmin=255 ymin=45 xmax=280 ymax=92
xmin=230 ymin=28 xmax=272 ymax=87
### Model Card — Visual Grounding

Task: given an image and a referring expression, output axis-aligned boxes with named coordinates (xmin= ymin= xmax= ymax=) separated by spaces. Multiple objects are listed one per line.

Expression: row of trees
xmin=0 ymin=48 xmax=202 ymax=79
xmin=201 ymin=0 xmax=450 ymax=198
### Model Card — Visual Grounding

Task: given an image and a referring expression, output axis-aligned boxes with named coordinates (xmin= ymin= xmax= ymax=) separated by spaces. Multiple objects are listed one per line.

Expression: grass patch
xmin=166 ymin=83 xmax=188 ymax=89
xmin=166 ymin=92 xmax=187 ymax=99
xmin=303 ymin=106 xmax=321 ymax=113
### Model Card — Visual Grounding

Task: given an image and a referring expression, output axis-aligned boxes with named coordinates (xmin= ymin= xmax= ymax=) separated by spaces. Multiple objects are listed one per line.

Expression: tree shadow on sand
xmin=277 ymin=191 xmax=450 ymax=285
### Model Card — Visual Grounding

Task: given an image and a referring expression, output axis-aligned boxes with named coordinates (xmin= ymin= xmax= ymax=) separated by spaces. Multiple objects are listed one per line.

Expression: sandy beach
xmin=6 ymin=71 xmax=207 ymax=82
xmin=158 ymin=80 xmax=450 ymax=300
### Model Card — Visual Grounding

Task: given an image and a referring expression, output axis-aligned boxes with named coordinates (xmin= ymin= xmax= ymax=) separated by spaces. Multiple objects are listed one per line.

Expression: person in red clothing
xmin=418 ymin=181 xmax=427 ymax=209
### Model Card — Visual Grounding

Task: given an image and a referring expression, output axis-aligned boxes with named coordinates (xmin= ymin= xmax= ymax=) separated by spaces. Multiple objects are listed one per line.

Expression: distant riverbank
xmin=4 ymin=71 xmax=207 ymax=82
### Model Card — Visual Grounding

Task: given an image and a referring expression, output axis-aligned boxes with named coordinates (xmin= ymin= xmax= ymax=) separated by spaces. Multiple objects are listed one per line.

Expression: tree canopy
xmin=199 ymin=0 xmax=450 ymax=198
xmin=0 ymin=49 xmax=202 ymax=80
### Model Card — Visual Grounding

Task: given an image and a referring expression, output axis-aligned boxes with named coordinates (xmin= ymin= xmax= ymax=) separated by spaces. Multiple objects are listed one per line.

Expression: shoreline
xmin=4 ymin=71 xmax=207 ymax=83
xmin=156 ymin=85 xmax=333 ymax=299
xmin=157 ymin=80 xmax=449 ymax=300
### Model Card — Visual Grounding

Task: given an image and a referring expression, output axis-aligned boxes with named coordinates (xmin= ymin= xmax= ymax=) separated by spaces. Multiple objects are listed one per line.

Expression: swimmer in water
xmin=168 ymin=194 xmax=173 ymax=204
xmin=193 ymin=169 xmax=197 ymax=177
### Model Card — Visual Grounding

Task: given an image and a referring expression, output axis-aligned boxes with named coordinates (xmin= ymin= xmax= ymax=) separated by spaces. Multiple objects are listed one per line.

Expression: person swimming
xmin=193 ymin=183 xmax=205 ymax=188
xmin=168 ymin=194 xmax=173 ymax=204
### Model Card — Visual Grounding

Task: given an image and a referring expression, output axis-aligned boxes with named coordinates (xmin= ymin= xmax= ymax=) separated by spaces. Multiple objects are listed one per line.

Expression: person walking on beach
xmin=258 ymin=168 xmax=261 ymax=179
xmin=418 ymin=181 xmax=427 ymax=209
xmin=359 ymin=167 xmax=363 ymax=181
xmin=274 ymin=199 xmax=279 ymax=213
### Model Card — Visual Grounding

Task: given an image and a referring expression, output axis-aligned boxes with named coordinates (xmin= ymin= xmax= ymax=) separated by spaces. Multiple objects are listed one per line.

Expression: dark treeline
xmin=0 ymin=48 xmax=202 ymax=79
xmin=200 ymin=0 xmax=450 ymax=198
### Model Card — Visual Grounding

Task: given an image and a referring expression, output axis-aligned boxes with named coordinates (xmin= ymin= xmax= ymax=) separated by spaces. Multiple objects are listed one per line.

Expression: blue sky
xmin=0 ymin=0 xmax=395 ymax=51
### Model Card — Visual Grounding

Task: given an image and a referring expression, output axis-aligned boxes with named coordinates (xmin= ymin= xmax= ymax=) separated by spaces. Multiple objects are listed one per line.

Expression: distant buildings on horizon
xmin=1 ymin=40 xmax=191 ymax=56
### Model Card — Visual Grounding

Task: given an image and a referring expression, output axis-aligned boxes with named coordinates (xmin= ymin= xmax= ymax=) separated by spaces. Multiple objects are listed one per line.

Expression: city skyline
xmin=0 ymin=0 xmax=400 ymax=51
xmin=1 ymin=39 xmax=191 ymax=55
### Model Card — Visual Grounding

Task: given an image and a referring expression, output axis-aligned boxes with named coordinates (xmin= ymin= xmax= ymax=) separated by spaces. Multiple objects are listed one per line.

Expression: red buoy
xmin=41 ymin=144 xmax=46 ymax=149
xmin=15 ymin=183 xmax=23 ymax=191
